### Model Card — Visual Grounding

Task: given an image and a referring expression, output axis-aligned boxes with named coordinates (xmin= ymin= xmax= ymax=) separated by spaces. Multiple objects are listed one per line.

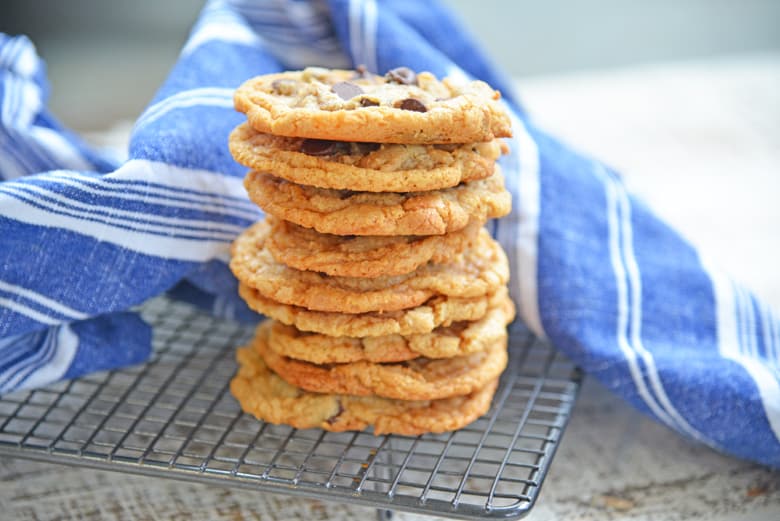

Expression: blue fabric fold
xmin=0 ymin=0 xmax=777 ymax=467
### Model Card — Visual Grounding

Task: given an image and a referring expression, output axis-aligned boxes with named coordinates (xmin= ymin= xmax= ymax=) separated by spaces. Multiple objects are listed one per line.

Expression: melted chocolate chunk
xmin=396 ymin=98 xmax=427 ymax=112
xmin=300 ymin=139 xmax=342 ymax=156
xmin=359 ymin=97 xmax=380 ymax=107
xmin=385 ymin=67 xmax=418 ymax=85
xmin=354 ymin=142 xmax=381 ymax=154
xmin=326 ymin=401 xmax=345 ymax=425
xmin=332 ymin=81 xmax=364 ymax=100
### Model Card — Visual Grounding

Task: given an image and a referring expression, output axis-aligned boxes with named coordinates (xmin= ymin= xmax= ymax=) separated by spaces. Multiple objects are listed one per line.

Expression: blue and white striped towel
xmin=1 ymin=0 xmax=778 ymax=467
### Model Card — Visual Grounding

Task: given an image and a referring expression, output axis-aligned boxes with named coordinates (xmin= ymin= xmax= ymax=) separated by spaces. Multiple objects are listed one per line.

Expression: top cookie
xmin=234 ymin=67 xmax=512 ymax=144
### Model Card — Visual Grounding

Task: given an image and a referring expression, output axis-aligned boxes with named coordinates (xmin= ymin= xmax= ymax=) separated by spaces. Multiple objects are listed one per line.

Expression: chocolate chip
xmin=326 ymin=401 xmax=344 ymax=424
xmin=354 ymin=142 xmax=381 ymax=154
xmin=271 ymin=79 xmax=298 ymax=95
xmin=385 ymin=67 xmax=417 ymax=85
xmin=300 ymin=139 xmax=341 ymax=156
xmin=396 ymin=98 xmax=427 ymax=112
xmin=332 ymin=81 xmax=363 ymax=100
xmin=359 ymin=97 xmax=380 ymax=107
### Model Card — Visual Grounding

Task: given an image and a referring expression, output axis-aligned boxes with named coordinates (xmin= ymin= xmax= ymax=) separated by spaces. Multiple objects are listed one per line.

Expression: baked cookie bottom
xmin=231 ymin=327 xmax=499 ymax=436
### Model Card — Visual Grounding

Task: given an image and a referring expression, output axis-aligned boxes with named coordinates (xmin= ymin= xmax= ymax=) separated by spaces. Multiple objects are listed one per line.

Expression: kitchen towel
xmin=0 ymin=0 xmax=778 ymax=467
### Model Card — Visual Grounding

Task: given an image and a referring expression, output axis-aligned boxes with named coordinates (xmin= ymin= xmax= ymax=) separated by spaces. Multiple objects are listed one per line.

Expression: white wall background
xmin=1 ymin=0 xmax=779 ymax=129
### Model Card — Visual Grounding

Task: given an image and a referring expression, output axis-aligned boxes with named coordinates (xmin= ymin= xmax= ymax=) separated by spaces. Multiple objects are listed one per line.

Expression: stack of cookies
xmin=228 ymin=66 xmax=515 ymax=435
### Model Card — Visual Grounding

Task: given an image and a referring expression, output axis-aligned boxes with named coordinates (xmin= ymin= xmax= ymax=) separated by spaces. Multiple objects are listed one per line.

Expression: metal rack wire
xmin=0 ymin=297 xmax=581 ymax=520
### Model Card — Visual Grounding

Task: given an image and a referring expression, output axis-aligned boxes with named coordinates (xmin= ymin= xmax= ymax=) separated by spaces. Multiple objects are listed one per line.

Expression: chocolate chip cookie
xmin=243 ymin=167 xmax=510 ymax=236
xmin=230 ymin=221 xmax=509 ymax=313
xmin=265 ymin=295 xmax=515 ymax=364
xmin=234 ymin=67 xmax=512 ymax=144
xmin=258 ymin=321 xmax=508 ymax=401
xmin=238 ymin=284 xmax=509 ymax=338
xmin=231 ymin=326 xmax=499 ymax=435
xmin=229 ymin=122 xmax=506 ymax=192
xmin=265 ymin=217 xmax=482 ymax=278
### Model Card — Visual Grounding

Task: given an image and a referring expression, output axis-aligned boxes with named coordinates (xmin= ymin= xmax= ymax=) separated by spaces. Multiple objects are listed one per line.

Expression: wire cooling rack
xmin=0 ymin=297 xmax=580 ymax=520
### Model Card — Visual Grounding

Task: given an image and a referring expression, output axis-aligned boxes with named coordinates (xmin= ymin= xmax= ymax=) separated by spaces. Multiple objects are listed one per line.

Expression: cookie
xmin=266 ymin=217 xmax=482 ymax=278
xmin=231 ymin=337 xmax=499 ymax=435
xmin=231 ymin=221 xmax=508 ymax=313
xmin=266 ymin=295 xmax=516 ymax=364
xmin=229 ymin=122 xmax=506 ymax=192
xmin=239 ymin=284 xmax=509 ymax=337
xmin=243 ymin=167 xmax=510 ymax=236
xmin=233 ymin=67 xmax=512 ymax=144
xmin=258 ymin=321 xmax=507 ymax=401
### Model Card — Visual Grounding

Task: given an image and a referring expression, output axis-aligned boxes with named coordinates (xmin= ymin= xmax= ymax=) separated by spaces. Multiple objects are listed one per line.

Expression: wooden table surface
xmin=2 ymin=55 xmax=779 ymax=520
